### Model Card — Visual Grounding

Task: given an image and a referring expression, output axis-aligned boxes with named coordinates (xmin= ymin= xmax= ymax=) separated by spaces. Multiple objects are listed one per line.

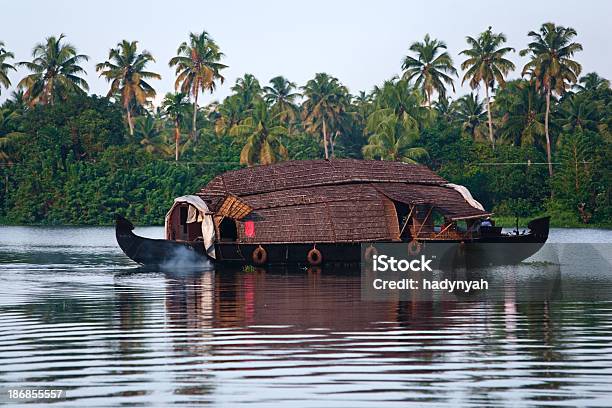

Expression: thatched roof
xmin=373 ymin=183 xmax=492 ymax=221
xmin=200 ymin=159 xmax=447 ymax=197
xmin=197 ymin=159 xmax=491 ymax=243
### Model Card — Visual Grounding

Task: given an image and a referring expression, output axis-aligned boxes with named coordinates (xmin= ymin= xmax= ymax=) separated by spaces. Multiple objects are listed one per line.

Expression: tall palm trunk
xmin=484 ymin=85 xmax=495 ymax=149
xmin=322 ymin=120 xmax=329 ymax=159
xmin=544 ymin=88 xmax=553 ymax=177
xmin=574 ymin=144 xmax=579 ymax=192
xmin=174 ymin=121 xmax=180 ymax=161
xmin=192 ymin=89 xmax=199 ymax=142
xmin=45 ymin=79 xmax=54 ymax=106
xmin=126 ymin=108 xmax=134 ymax=136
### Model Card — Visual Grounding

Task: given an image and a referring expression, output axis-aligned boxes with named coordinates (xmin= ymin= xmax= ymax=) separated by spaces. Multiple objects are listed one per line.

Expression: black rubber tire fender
xmin=252 ymin=246 xmax=267 ymax=265
xmin=307 ymin=248 xmax=323 ymax=266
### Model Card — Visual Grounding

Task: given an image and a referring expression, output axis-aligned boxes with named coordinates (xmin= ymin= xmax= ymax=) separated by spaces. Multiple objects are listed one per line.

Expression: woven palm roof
xmin=195 ymin=159 xmax=490 ymax=243
xmin=237 ymin=184 xmax=394 ymax=243
xmin=199 ymin=159 xmax=448 ymax=198
xmin=374 ymin=183 xmax=492 ymax=220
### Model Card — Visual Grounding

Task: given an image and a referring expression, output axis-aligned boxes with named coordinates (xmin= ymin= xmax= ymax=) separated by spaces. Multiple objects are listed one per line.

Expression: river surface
xmin=0 ymin=227 xmax=611 ymax=407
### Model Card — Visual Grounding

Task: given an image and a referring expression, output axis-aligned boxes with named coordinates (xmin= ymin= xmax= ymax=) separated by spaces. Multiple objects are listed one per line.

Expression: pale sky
xmin=2 ymin=0 xmax=611 ymax=105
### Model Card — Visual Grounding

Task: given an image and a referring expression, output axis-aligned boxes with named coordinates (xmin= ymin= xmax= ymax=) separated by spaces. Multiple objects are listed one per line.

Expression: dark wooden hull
xmin=115 ymin=214 xmax=550 ymax=268
xmin=115 ymin=214 xmax=211 ymax=266
xmin=213 ymin=232 xmax=549 ymax=268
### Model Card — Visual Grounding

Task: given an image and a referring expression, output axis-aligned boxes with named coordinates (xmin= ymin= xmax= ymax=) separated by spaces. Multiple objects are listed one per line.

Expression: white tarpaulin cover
xmin=444 ymin=183 xmax=486 ymax=212
xmin=164 ymin=195 xmax=216 ymax=258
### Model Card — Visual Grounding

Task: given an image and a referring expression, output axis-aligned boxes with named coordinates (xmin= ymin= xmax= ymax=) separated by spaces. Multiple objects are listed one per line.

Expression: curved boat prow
xmin=527 ymin=216 xmax=551 ymax=241
xmin=115 ymin=214 xmax=212 ymax=266
xmin=115 ymin=213 xmax=135 ymax=232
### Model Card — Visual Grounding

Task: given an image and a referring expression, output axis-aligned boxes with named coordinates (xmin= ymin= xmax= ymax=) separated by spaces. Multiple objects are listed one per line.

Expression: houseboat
xmin=115 ymin=159 xmax=549 ymax=266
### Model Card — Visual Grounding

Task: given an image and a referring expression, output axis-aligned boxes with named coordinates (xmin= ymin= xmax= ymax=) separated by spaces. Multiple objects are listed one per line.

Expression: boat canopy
xmin=443 ymin=183 xmax=485 ymax=211
xmin=164 ymin=195 xmax=216 ymax=258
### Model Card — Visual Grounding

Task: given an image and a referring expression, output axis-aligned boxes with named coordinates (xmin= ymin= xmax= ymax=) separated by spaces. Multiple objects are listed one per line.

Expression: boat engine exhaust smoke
xmin=159 ymin=245 xmax=213 ymax=271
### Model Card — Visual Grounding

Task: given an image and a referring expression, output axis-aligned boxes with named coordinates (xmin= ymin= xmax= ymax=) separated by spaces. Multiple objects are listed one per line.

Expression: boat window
xmin=219 ymin=218 xmax=238 ymax=241
xmin=432 ymin=211 xmax=445 ymax=232
xmin=456 ymin=220 xmax=468 ymax=232
xmin=411 ymin=206 xmax=449 ymax=237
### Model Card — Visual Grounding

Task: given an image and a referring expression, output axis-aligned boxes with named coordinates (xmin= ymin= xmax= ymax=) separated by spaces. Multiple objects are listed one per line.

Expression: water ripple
xmin=1 ymin=227 xmax=612 ymax=406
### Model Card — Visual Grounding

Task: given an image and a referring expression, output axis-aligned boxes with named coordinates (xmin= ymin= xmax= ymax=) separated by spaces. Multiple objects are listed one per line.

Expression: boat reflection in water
xmin=146 ymin=264 xmax=573 ymax=406
xmin=158 ymin=262 xmax=563 ymax=349
xmin=106 ymin=243 xmax=612 ymax=405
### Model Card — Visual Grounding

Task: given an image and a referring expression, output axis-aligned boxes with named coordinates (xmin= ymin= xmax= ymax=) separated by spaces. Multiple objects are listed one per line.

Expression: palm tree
xmin=169 ymin=31 xmax=227 ymax=142
xmin=494 ymin=80 xmax=546 ymax=147
xmin=5 ymin=89 xmax=27 ymax=111
xmin=0 ymin=41 xmax=16 ymax=95
xmin=350 ymin=91 xmax=375 ymax=128
xmin=520 ymin=22 xmax=583 ymax=176
xmin=301 ymin=73 xmax=349 ymax=159
xmin=362 ymin=113 xmax=428 ymax=163
xmin=0 ymin=108 xmax=25 ymax=166
xmin=263 ymin=76 xmax=300 ymax=128
xmin=17 ymin=34 xmax=89 ymax=105
xmin=214 ymin=95 xmax=244 ymax=135
xmin=232 ymin=73 xmax=262 ymax=108
xmin=401 ymin=34 xmax=457 ymax=106
xmin=432 ymin=97 xmax=455 ymax=122
xmin=573 ymin=72 xmax=610 ymax=93
xmin=557 ymin=92 xmax=602 ymax=134
xmin=348 ymin=91 xmax=375 ymax=133
xmin=453 ymin=93 xmax=487 ymax=140
xmin=230 ymin=100 xmax=288 ymax=166
xmin=133 ymin=115 xmax=173 ymax=157
xmin=0 ymin=104 xmax=24 ymax=192
xmin=96 ymin=40 xmax=160 ymax=136
xmin=161 ymin=92 xmax=190 ymax=161
xmin=555 ymin=130 xmax=593 ymax=196
xmin=232 ymin=73 xmax=261 ymax=92
xmin=460 ymin=27 xmax=515 ymax=148
xmin=134 ymin=115 xmax=159 ymax=140
xmin=352 ymin=91 xmax=373 ymax=115
xmin=371 ymin=78 xmax=431 ymax=129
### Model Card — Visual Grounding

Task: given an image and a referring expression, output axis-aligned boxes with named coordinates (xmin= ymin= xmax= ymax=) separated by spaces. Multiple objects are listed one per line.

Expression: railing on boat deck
xmin=411 ymin=226 xmax=474 ymax=241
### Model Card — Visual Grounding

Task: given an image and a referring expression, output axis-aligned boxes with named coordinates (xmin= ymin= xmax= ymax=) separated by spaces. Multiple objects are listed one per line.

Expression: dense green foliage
xmin=0 ymin=25 xmax=610 ymax=227
xmin=0 ymin=95 xmax=241 ymax=224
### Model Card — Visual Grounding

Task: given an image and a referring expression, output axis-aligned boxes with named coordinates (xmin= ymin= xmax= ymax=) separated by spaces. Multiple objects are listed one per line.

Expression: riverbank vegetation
xmin=0 ymin=24 xmax=609 ymax=227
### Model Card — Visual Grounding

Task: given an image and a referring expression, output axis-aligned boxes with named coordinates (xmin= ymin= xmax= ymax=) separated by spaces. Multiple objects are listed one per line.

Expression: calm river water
xmin=0 ymin=226 xmax=611 ymax=407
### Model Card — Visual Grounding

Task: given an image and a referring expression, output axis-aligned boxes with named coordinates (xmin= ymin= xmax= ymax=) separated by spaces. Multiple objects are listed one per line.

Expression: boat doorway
xmin=394 ymin=201 xmax=413 ymax=240
xmin=218 ymin=217 xmax=238 ymax=242
xmin=167 ymin=203 xmax=203 ymax=242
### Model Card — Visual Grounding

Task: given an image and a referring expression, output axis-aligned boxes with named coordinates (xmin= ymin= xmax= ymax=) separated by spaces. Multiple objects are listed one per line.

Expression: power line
xmin=474 ymin=161 xmax=592 ymax=166
xmin=0 ymin=161 xmax=242 ymax=167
